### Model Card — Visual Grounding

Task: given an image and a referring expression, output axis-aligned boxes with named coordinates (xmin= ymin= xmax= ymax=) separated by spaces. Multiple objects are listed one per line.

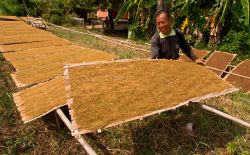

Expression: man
xmin=151 ymin=8 xmax=200 ymax=63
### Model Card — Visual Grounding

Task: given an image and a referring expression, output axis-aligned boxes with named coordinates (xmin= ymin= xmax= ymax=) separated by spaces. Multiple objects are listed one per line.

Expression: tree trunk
xmin=22 ymin=0 xmax=29 ymax=16
xmin=108 ymin=9 xmax=114 ymax=31
xmin=157 ymin=0 xmax=167 ymax=11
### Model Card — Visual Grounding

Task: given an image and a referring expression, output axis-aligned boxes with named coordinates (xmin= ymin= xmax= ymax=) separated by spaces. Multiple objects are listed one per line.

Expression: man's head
xmin=155 ymin=9 xmax=172 ymax=35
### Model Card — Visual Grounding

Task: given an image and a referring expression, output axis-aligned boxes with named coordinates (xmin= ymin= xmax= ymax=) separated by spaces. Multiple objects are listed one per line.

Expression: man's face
xmin=156 ymin=12 xmax=172 ymax=34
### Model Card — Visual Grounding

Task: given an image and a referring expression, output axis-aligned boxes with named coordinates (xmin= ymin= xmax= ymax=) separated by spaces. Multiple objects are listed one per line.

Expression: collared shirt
xmin=150 ymin=28 xmax=197 ymax=61
xmin=158 ymin=28 xmax=176 ymax=38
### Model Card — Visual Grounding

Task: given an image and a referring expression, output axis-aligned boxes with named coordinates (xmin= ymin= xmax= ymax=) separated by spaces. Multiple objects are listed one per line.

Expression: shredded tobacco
xmin=68 ymin=60 xmax=234 ymax=132
xmin=14 ymin=77 xmax=66 ymax=122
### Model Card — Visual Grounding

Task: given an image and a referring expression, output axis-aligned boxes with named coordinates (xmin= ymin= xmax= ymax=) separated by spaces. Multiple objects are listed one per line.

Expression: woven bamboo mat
xmin=0 ymin=34 xmax=58 ymax=45
xmin=13 ymin=51 xmax=114 ymax=121
xmin=65 ymin=60 xmax=237 ymax=135
xmin=0 ymin=27 xmax=37 ymax=31
xmin=205 ymin=51 xmax=236 ymax=76
xmin=3 ymin=45 xmax=76 ymax=60
xmin=0 ymin=21 xmax=29 ymax=26
xmin=0 ymin=40 xmax=72 ymax=53
xmin=224 ymin=60 xmax=250 ymax=93
xmin=10 ymin=46 xmax=115 ymax=70
xmin=12 ymin=49 xmax=114 ymax=87
xmin=0 ymin=29 xmax=50 ymax=37
xmin=179 ymin=48 xmax=210 ymax=62
xmin=0 ymin=16 xmax=21 ymax=21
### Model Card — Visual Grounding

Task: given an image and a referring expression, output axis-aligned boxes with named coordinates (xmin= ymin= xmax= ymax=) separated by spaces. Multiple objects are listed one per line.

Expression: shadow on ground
xmin=131 ymin=103 xmax=246 ymax=154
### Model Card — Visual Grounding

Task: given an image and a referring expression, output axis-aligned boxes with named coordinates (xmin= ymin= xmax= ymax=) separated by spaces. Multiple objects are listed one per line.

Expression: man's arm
xmin=150 ymin=33 xmax=160 ymax=59
xmin=176 ymin=29 xmax=197 ymax=61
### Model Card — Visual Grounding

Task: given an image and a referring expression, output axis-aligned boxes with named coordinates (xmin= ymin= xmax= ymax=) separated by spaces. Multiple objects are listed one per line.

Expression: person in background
xmin=150 ymin=8 xmax=202 ymax=64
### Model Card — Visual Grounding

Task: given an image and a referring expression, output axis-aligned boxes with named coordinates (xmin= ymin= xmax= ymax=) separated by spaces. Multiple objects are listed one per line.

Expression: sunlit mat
xmin=64 ymin=60 xmax=237 ymax=135
xmin=0 ymin=39 xmax=72 ymax=53
xmin=0 ymin=29 xmax=50 ymax=37
xmin=224 ymin=60 xmax=250 ymax=93
xmin=3 ymin=45 xmax=77 ymax=60
xmin=0 ymin=16 xmax=21 ymax=21
xmin=179 ymin=48 xmax=209 ymax=62
xmin=0 ymin=21 xmax=30 ymax=26
xmin=0 ymin=25 xmax=31 ymax=29
xmin=0 ymin=23 xmax=38 ymax=28
xmin=0 ymin=34 xmax=59 ymax=45
xmin=205 ymin=51 xmax=236 ymax=76
xmin=11 ymin=49 xmax=115 ymax=87
xmin=13 ymin=54 xmax=115 ymax=122
xmin=13 ymin=77 xmax=66 ymax=123
xmin=9 ymin=46 xmax=114 ymax=70
xmin=0 ymin=24 xmax=36 ymax=30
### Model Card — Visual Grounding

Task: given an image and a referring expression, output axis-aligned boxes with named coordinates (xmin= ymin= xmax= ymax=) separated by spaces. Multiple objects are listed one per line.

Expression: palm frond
xmin=217 ymin=0 xmax=229 ymax=26
xmin=114 ymin=0 xmax=133 ymax=23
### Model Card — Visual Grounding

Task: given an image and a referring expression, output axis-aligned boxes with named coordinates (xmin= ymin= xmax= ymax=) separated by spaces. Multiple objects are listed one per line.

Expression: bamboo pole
xmin=201 ymin=105 xmax=250 ymax=128
xmin=56 ymin=108 xmax=72 ymax=130
xmin=205 ymin=66 xmax=250 ymax=80
xmin=55 ymin=108 xmax=97 ymax=155
xmin=48 ymin=23 xmax=150 ymax=53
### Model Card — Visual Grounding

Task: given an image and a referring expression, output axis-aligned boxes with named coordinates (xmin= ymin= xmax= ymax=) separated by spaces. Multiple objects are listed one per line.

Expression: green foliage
xmin=226 ymin=141 xmax=239 ymax=154
xmin=27 ymin=0 xmax=48 ymax=17
xmin=117 ymin=51 xmax=137 ymax=59
xmin=240 ymin=0 xmax=249 ymax=28
xmin=218 ymin=31 xmax=250 ymax=60
xmin=69 ymin=0 xmax=97 ymax=11
xmin=0 ymin=0 xmax=26 ymax=16
xmin=114 ymin=0 xmax=157 ymax=36
xmin=49 ymin=14 xmax=65 ymax=25
xmin=128 ymin=23 xmax=147 ymax=40
xmin=64 ymin=15 xmax=80 ymax=26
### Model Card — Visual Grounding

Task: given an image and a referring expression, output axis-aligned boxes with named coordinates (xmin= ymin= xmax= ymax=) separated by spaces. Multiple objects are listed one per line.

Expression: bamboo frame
xmin=64 ymin=59 xmax=238 ymax=136
xmin=179 ymin=48 xmax=210 ymax=61
xmin=223 ymin=60 xmax=250 ymax=94
xmin=204 ymin=51 xmax=236 ymax=77
xmin=224 ymin=60 xmax=250 ymax=80
xmin=206 ymin=66 xmax=250 ymax=80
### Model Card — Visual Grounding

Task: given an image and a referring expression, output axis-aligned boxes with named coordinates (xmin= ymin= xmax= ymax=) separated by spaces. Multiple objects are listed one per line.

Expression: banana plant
xmin=240 ymin=0 xmax=249 ymax=28
xmin=114 ymin=0 xmax=157 ymax=30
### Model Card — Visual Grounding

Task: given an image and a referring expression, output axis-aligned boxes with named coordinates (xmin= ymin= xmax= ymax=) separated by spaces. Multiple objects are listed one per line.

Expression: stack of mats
xmin=0 ymin=17 xmax=115 ymax=123
xmin=64 ymin=60 xmax=237 ymax=135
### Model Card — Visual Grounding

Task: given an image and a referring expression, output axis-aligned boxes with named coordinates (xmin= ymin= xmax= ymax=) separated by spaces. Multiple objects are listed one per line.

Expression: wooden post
xmin=82 ymin=18 xmax=85 ymax=28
